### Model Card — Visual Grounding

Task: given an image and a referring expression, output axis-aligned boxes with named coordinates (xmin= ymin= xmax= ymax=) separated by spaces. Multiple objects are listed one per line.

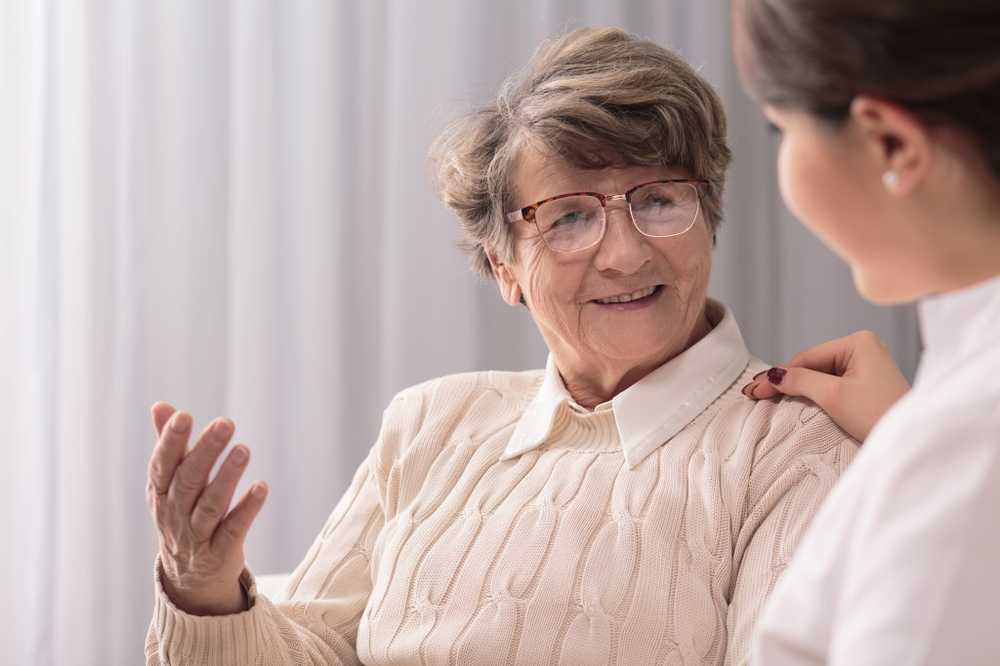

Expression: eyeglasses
xmin=505 ymin=179 xmax=707 ymax=254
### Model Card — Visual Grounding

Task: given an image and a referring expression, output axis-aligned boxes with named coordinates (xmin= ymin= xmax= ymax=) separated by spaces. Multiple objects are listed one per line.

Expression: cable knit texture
xmin=146 ymin=361 xmax=856 ymax=665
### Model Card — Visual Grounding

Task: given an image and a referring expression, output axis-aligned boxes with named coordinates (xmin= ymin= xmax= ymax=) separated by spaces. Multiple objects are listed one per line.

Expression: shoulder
xmin=386 ymin=368 xmax=545 ymax=417
xmin=713 ymin=358 xmax=858 ymax=466
xmin=866 ymin=361 xmax=1000 ymax=475
xmin=376 ymin=368 xmax=544 ymax=460
xmin=368 ymin=369 xmax=544 ymax=516
xmin=826 ymin=365 xmax=1000 ymax=657
xmin=707 ymin=359 xmax=859 ymax=505
xmin=749 ymin=395 xmax=856 ymax=466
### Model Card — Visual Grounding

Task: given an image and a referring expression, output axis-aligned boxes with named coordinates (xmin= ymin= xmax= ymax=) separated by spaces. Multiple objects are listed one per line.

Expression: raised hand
xmin=145 ymin=402 xmax=269 ymax=615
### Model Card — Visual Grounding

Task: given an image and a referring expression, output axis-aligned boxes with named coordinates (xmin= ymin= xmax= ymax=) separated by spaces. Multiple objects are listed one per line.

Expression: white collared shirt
xmin=753 ymin=274 xmax=1000 ymax=665
xmin=500 ymin=299 xmax=751 ymax=468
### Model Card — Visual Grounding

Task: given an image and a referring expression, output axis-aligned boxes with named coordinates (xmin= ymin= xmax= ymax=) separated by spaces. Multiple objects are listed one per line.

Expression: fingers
xmin=743 ymin=367 xmax=786 ymax=400
xmin=741 ymin=330 xmax=903 ymax=442
xmin=190 ymin=444 xmax=251 ymax=541
xmin=743 ymin=370 xmax=778 ymax=400
xmin=742 ymin=330 xmax=871 ymax=400
xmin=212 ymin=481 xmax=268 ymax=553
xmin=784 ymin=334 xmax=859 ymax=376
xmin=147 ymin=410 xmax=193 ymax=498
xmin=786 ymin=330 xmax=888 ymax=374
xmin=744 ymin=363 xmax=842 ymax=411
xmin=168 ymin=418 xmax=236 ymax=517
xmin=152 ymin=402 xmax=177 ymax=437
xmin=776 ymin=366 xmax=840 ymax=402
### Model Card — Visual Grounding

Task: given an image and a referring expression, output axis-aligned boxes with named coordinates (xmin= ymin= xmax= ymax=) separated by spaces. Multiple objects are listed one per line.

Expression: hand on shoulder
xmin=742 ymin=330 xmax=911 ymax=442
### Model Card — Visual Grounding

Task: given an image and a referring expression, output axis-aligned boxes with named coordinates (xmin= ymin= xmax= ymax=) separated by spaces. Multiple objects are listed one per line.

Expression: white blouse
xmin=752 ymin=274 xmax=1000 ymax=665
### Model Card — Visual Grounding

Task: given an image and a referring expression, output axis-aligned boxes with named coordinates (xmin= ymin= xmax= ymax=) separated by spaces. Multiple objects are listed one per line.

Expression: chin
xmin=588 ymin=333 xmax=672 ymax=364
xmin=590 ymin=341 xmax=652 ymax=361
xmin=852 ymin=266 xmax=926 ymax=305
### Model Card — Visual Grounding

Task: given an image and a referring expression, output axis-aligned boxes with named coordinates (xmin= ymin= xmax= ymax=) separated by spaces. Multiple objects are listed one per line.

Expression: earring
xmin=882 ymin=170 xmax=900 ymax=190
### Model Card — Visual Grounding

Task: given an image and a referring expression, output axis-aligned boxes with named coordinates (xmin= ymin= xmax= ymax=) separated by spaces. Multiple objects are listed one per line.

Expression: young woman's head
xmin=733 ymin=1 xmax=1000 ymax=303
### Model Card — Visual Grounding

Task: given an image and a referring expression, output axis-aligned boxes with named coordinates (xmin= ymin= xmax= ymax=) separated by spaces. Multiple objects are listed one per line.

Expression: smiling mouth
xmin=591 ymin=284 xmax=664 ymax=305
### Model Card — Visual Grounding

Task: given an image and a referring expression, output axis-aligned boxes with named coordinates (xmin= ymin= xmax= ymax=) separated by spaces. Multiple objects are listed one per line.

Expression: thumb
xmin=754 ymin=366 xmax=841 ymax=408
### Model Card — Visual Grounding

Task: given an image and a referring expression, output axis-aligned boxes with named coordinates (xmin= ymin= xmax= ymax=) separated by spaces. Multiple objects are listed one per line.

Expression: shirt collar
xmin=917 ymin=273 xmax=1000 ymax=385
xmin=501 ymin=299 xmax=750 ymax=468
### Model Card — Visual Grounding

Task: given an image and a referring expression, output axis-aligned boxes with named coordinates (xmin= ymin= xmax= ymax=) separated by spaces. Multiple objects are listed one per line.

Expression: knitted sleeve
xmin=723 ymin=401 xmax=858 ymax=665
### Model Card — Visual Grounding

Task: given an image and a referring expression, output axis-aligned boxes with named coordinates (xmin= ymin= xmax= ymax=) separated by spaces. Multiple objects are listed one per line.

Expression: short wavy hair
xmin=430 ymin=27 xmax=732 ymax=279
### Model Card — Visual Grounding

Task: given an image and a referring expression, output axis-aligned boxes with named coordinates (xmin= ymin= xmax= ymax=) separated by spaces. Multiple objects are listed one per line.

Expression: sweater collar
xmin=501 ymin=299 xmax=750 ymax=468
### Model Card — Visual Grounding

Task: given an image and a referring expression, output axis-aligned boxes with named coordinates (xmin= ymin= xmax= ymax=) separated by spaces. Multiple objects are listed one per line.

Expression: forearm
xmin=146 ymin=555 xmax=359 ymax=666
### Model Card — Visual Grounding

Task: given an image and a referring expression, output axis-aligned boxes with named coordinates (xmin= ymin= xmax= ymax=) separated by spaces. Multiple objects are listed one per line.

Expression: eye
xmin=633 ymin=194 xmax=675 ymax=210
xmin=551 ymin=210 xmax=587 ymax=228
xmin=767 ymin=121 xmax=783 ymax=136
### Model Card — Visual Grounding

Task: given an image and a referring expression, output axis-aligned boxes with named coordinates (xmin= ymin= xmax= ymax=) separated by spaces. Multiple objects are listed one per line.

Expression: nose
xmin=592 ymin=203 xmax=653 ymax=275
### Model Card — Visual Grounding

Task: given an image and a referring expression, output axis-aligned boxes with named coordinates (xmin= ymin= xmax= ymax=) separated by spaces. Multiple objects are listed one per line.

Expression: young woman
xmin=733 ymin=1 xmax=1000 ymax=664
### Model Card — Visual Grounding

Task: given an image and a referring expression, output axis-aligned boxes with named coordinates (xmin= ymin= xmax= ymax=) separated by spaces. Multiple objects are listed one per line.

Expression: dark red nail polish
xmin=767 ymin=367 xmax=787 ymax=385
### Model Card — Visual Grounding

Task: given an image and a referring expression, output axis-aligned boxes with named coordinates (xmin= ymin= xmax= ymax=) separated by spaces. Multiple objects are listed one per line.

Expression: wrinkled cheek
xmin=517 ymin=244 xmax=549 ymax=301
xmin=573 ymin=303 xmax=593 ymax=348
xmin=525 ymin=272 xmax=577 ymax=340
xmin=666 ymin=239 xmax=711 ymax=298
xmin=523 ymin=266 xmax=546 ymax=310
xmin=688 ymin=253 xmax=712 ymax=297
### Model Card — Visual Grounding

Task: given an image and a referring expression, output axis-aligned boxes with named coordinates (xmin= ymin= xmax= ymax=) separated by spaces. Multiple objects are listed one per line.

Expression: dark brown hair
xmin=430 ymin=27 xmax=732 ymax=278
xmin=734 ymin=0 xmax=1000 ymax=177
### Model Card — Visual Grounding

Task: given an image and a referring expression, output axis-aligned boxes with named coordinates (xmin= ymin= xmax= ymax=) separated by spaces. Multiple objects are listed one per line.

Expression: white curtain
xmin=1 ymin=1 xmax=919 ymax=664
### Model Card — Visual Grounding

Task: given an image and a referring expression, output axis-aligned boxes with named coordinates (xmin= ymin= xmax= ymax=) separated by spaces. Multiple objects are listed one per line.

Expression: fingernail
xmin=172 ymin=412 xmax=191 ymax=432
xmin=231 ymin=446 xmax=248 ymax=463
xmin=752 ymin=370 xmax=767 ymax=381
xmin=212 ymin=419 xmax=233 ymax=438
xmin=767 ymin=367 xmax=787 ymax=385
xmin=741 ymin=383 xmax=755 ymax=398
xmin=252 ymin=482 xmax=267 ymax=498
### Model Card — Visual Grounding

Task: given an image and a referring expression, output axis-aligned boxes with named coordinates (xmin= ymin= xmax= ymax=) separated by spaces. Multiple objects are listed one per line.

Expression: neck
xmin=556 ymin=307 xmax=715 ymax=409
xmin=919 ymin=164 xmax=1000 ymax=294
xmin=918 ymin=195 xmax=1000 ymax=296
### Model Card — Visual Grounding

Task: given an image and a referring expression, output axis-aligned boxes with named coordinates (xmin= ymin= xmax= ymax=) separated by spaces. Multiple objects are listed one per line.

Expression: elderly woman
xmin=145 ymin=28 xmax=856 ymax=666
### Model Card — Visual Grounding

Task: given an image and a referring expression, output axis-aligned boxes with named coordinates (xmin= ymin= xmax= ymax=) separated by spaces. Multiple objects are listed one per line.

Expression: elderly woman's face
xmin=497 ymin=149 xmax=713 ymax=370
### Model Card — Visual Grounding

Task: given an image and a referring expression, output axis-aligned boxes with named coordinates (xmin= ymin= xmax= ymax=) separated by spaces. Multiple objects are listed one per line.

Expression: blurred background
xmin=0 ymin=1 xmax=919 ymax=664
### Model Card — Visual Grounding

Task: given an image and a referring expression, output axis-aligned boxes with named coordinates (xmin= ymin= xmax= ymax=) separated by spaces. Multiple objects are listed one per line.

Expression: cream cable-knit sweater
xmin=146 ymin=360 xmax=856 ymax=665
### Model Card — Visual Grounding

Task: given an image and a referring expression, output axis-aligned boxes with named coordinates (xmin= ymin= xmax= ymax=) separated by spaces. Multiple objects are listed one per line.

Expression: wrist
xmin=161 ymin=571 xmax=247 ymax=616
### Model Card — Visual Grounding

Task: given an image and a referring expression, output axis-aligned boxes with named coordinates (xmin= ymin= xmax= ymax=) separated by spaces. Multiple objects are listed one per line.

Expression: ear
xmin=849 ymin=96 xmax=931 ymax=197
xmin=485 ymin=245 xmax=524 ymax=307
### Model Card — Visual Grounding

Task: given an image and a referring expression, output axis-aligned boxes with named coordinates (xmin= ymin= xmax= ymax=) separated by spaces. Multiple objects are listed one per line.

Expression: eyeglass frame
xmin=504 ymin=178 xmax=709 ymax=254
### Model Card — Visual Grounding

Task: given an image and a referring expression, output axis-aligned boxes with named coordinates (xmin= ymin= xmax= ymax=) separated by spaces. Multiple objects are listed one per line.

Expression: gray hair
xmin=429 ymin=27 xmax=732 ymax=279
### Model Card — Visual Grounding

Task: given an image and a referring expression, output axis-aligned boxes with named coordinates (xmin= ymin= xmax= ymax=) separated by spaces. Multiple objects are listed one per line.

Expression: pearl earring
xmin=882 ymin=170 xmax=900 ymax=189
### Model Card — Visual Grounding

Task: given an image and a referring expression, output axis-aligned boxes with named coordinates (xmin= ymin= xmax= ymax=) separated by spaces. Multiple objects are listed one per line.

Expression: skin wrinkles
xmin=489 ymin=146 xmax=714 ymax=409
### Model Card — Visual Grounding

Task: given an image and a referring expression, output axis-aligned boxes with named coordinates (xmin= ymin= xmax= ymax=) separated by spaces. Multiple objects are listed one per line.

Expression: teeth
xmin=596 ymin=286 xmax=657 ymax=304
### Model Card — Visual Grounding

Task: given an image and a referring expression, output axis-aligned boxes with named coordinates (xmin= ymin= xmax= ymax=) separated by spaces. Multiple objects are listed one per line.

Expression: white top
xmin=501 ymin=299 xmax=751 ymax=468
xmin=752 ymin=274 xmax=1000 ymax=665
